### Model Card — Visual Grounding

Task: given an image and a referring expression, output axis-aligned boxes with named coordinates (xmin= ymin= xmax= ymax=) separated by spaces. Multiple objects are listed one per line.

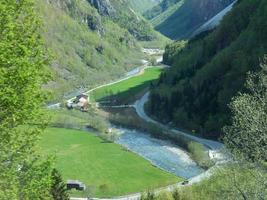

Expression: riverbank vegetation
xmin=48 ymin=109 xmax=109 ymax=133
xmin=108 ymin=108 xmax=213 ymax=169
xmin=39 ymin=128 xmax=181 ymax=198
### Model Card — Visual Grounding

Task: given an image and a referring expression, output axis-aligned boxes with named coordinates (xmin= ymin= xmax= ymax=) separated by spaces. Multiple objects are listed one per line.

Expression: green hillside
xmin=150 ymin=0 xmax=184 ymax=28
xmin=144 ymin=0 xmax=234 ymax=39
xmin=144 ymin=0 xmax=181 ymax=20
xmin=38 ymin=0 xmax=167 ymax=101
xmin=147 ymin=0 xmax=267 ymax=139
xmin=89 ymin=0 xmax=166 ymax=41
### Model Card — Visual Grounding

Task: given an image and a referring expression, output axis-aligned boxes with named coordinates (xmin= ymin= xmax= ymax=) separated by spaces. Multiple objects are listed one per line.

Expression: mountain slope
xmin=38 ymin=0 xmax=167 ymax=101
xmin=147 ymin=0 xmax=267 ymax=139
xmin=145 ymin=0 xmax=234 ymax=39
xmin=88 ymin=0 xmax=165 ymax=41
xmin=191 ymin=0 xmax=237 ymax=37
xmin=127 ymin=0 xmax=162 ymax=14
xmin=144 ymin=0 xmax=180 ymax=20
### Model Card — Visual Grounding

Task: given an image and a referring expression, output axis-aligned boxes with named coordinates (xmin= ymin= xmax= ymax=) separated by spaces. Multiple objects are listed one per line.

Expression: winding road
xmin=134 ymin=93 xmax=224 ymax=151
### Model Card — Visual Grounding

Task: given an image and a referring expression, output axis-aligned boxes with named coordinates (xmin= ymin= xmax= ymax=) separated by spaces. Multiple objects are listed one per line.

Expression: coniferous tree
xmin=50 ymin=169 xmax=69 ymax=200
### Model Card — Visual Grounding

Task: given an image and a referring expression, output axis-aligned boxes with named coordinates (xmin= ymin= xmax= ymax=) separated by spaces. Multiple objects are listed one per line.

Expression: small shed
xmin=66 ymin=180 xmax=86 ymax=191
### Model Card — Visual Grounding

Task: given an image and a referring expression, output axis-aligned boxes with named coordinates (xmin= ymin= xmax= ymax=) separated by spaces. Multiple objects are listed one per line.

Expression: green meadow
xmin=90 ymin=67 xmax=163 ymax=102
xmin=39 ymin=128 xmax=181 ymax=197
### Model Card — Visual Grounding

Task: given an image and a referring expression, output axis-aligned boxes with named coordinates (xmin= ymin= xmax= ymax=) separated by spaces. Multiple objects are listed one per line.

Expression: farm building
xmin=67 ymin=94 xmax=89 ymax=111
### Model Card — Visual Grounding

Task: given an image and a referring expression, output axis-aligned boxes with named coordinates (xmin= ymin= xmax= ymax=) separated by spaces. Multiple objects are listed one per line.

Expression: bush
xmin=172 ymin=188 xmax=181 ymax=200
xmin=157 ymin=191 xmax=174 ymax=200
xmin=141 ymin=191 xmax=156 ymax=200
xmin=187 ymin=142 xmax=214 ymax=169
xmin=49 ymin=109 xmax=109 ymax=132
xmin=99 ymin=131 xmax=119 ymax=142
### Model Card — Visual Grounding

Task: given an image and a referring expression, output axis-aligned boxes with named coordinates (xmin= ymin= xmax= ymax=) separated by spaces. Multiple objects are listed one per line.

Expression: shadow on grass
xmin=97 ymin=80 xmax=155 ymax=105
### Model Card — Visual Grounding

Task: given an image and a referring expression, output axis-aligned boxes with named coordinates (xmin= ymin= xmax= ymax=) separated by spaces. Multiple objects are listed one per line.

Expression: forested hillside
xmin=39 ymin=0 xmax=167 ymax=101
xmin=144 ymin=0 xmax=234 ymax=39
xmin=147 ymin=0 xmax=267 ymax=139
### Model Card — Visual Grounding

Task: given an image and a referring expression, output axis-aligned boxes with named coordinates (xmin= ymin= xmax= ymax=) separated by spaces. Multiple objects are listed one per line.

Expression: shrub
xmin=187 ymin=142 xmax=214 ymax=169
xmin=157 ymin=191 xmax=174 ymax=200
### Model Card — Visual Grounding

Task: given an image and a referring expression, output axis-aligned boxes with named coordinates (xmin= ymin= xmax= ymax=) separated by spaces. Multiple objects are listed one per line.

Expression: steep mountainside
xmin=191 ymin=0 xmax=237 ymax=37
xmin=89 ymin=0 xmax=164 ymax=41
xmin=147 ymin=0 xmax=267 ymax=139
xmin=127 ymin=0 xmax=162 ymax=14
xmin=145 ymin=0 xmax=234 ymax=39
xmin=39 ymin=0 xmax=166 ymax=101
xmin=144 ymin=0 xmax=179 ymax=20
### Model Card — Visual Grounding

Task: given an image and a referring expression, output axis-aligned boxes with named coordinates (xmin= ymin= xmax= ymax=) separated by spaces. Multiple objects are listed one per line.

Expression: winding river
xmin=115 ymin=128 xmax=204 ymax=179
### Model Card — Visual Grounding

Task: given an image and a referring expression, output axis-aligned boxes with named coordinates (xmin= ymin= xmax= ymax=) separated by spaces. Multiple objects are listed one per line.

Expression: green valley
xmin=1 ymin=0 xmax=266 ymax=200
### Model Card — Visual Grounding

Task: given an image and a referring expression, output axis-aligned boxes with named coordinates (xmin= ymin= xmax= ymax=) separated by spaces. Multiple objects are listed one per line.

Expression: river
xmin=115 ymin=128 xmax=204 ymax=179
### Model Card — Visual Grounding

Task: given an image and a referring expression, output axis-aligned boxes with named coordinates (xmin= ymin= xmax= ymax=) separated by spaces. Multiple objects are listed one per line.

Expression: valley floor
xmin=39 ymin=128 xmax=181 ymax=198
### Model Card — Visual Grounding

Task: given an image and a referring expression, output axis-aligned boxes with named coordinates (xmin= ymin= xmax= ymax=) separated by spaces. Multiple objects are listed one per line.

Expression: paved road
xmin=134 ymin=92 xmax=224 ymax=151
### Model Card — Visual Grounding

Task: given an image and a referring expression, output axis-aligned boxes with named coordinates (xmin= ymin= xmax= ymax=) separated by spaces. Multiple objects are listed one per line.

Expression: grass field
xmin=39 ymin=128 xmax=181 ymax=197
xmin=90 ymin=67 xmax=163 ymax=103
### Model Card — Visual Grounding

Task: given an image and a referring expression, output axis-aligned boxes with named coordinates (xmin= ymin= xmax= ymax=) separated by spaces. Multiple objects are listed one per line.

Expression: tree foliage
xmin=224 ymin=58 xmax=267 ymax=162
xmin=0 ymin=0 xmax=52 ymax=199
xmin=50 ymin=169 xmax=69 ymax=200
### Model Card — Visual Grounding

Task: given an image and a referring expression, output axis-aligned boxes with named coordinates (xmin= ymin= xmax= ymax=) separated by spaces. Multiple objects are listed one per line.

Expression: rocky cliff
xmin=87 ymin=0 xmax=167 ymax=41
xmin=88 ymin=0 xmax=115 ymax=16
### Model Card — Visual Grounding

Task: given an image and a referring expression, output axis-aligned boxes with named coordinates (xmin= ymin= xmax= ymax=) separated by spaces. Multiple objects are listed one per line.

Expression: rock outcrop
xmin=88 ymin=0 xmax=115 ymax=16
